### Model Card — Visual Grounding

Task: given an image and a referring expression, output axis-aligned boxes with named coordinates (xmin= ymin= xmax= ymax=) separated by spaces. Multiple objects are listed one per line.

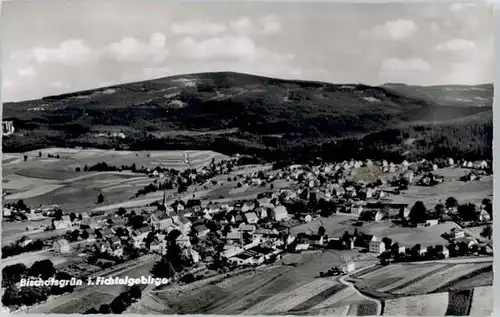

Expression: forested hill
xmin=2 ymin=72 xmax=493 ymax=162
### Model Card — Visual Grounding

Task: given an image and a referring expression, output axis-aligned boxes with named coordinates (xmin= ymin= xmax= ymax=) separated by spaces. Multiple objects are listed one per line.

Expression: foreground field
xmin=383 ymin=285 xmax=492 ymax=316
xmin=349 ymin=260 xmax=493 ymax=298
xmin=146 ymin=251 xmax=378 ymax=315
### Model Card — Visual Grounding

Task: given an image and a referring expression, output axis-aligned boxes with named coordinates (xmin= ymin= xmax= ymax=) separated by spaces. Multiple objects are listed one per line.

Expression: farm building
xmin=53 ymin=238 xmax=71 ymax=253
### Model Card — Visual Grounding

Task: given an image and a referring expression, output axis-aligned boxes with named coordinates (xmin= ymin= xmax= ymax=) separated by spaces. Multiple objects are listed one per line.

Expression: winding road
xmin=339 ymin=265 xmax=382 ymax=315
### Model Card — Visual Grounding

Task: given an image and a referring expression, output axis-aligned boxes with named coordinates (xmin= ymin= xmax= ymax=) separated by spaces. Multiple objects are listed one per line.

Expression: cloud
xmin=174 ymin=36 xmax=257 ymax=60
xmin=17 ymin=67 xmax=37 ymax=77
xmin=14 ymin=40 xmax=93 ymax=65
xmin=261 ymin=15 xmax=281 ymax=34
xmin=429 ymin=22 xmax=440 ymax=34
xmin=380 ymin=58 xmax=432 ymax=73
xmin=149 ymin=32 xmax=166 ymax=49
xmin=230 ymin=17 xmax=254 ymax=35
xmin=436 ymin=39 xmax=477 ymax=52
xmin=360 ymin=19 xmax=417 ymax=41
xmin=51 ymin=81 xmax=69 ymax=88
xmin=171 ymin=21 xmax=227 ymax=35
xmin=105 ymin=33 xmax=168 ymax=62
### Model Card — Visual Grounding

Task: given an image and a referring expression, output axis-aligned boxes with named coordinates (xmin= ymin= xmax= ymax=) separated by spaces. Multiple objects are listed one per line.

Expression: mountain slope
xmin=2 ymin=72 xmax=493 ymax=161
xmin=382 ymin=83 xmax=493 ymax=108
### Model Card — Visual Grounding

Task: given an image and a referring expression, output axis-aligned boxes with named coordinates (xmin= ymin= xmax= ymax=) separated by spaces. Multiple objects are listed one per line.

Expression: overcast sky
xmin=1 ymin=0 xmax=494 ymax=102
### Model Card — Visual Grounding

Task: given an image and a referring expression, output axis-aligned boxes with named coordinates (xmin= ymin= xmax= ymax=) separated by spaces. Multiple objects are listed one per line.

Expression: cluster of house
xmin=44 ymin=188 xmax=294 ymax=267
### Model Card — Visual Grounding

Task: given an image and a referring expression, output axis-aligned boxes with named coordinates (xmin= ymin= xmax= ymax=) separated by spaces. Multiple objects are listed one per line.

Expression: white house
xmin=270 ymin=206 xmax=289 ymax=222
xmin=369 ymin=238 xmax=385 ymax=254
xmin=340 ymin=258 xmax=356 ymax=273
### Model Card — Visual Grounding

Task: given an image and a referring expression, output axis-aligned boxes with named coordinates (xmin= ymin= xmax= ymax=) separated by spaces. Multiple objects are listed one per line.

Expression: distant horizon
xmin=2 ymin=70 xmax=494 ymax=103
xmin=2 ymin=1 xmax=494 ymax=102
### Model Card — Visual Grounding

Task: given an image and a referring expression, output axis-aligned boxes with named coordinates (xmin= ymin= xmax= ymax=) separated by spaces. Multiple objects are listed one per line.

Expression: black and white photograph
xmin=1 ymin=0 xmax=494 ymax=315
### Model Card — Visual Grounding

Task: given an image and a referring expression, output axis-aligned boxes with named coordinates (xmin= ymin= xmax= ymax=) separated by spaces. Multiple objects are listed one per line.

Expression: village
xmin=1 ymin=154 xmax=493 ymax=312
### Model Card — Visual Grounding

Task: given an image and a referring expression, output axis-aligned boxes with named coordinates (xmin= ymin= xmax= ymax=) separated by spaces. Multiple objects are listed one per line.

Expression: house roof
xmin=244 ymin=212 xmax=258 ymax=221
xmin=194 ymin=224 xmax=208 ymax=231
xmin=273 ymin=205 xmax=288 ymax=214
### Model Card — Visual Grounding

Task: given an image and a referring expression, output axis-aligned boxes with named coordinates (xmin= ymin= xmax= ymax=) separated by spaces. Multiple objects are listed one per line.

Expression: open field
xmin=468 ymin=286 xmax=492 ymax=317
xmin=383 ymin=292 xmax=448 ymax=316
xmin=2 ymin=149 xmax=227 ymax=214
xmin=349 ymin=260 xmax=492 ymax=300
xmin=153 ymin=251 xmax=376 ymax=315
xmin=2 ymin=226 xmax=79 ymax=246
xmin=291 ymin=216 xmax=458 ymax=247
xmin=49 ymin=292 xmax=116 ymax=314
xmin=390 ymin=262 xmax=492 ymax=295
xmin=391 ymin=176 xmax=492 ymax=206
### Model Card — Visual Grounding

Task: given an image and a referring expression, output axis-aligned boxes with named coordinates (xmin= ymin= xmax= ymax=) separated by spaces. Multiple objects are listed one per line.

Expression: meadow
xmin=291 ymin=216 xmax=458 ymax=247
xmin=2 ymin=148 xmax=227 ymax=213
xmin=349 ymin=260 xmax=492 ymax=298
